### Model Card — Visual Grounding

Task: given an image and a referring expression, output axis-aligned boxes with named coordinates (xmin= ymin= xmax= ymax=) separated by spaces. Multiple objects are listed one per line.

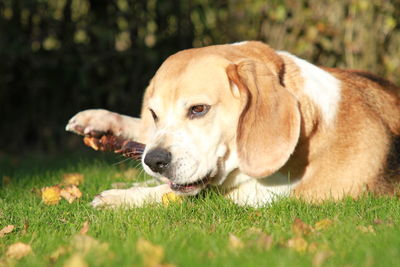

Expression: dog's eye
xmin=188 ymin=104 xmax=210 ymax=119
xmin=149 ymin=109 xmax=158 ymax=122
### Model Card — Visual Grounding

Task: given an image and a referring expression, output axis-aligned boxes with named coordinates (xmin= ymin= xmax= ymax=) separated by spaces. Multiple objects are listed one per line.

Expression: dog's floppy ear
xmin=226 ymin=60 xmax=301 ymax=178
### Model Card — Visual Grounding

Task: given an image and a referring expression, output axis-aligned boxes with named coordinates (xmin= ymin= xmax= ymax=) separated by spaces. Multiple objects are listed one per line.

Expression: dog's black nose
xmin=144 ymin=148 xmax=172 ymax=174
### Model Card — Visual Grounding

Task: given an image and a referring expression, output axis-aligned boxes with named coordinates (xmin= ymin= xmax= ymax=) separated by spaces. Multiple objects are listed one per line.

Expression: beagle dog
xmin=66 ymin=41 xmax=400 ymax=208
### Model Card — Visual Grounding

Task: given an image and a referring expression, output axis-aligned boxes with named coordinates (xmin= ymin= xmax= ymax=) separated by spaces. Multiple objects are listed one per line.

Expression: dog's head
xmin=141 ymin=42 xmax=301 ymax=195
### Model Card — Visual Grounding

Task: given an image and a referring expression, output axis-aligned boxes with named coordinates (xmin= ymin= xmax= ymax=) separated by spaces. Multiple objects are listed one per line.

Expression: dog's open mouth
xmin=169 ymin=175 xmax=211 ymax=194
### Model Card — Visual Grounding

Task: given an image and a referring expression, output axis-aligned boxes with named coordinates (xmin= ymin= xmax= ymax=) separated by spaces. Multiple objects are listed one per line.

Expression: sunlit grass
xmin=1 ymin=153 xmax=400 ymax=266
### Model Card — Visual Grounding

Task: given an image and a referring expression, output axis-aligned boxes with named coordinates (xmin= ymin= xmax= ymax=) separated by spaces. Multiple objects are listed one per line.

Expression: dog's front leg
xmin=91 ymin=184 xmax=173 ymax=208
xmin=65 ymin=109 xmax=144 ymax=142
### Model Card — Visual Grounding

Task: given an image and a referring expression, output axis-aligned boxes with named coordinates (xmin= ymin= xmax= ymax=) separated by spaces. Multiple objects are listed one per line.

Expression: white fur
xmin=278 ymin=51 xmax=341 ymax=125
xmin=221 ymin=171 xmax=299 ymax=207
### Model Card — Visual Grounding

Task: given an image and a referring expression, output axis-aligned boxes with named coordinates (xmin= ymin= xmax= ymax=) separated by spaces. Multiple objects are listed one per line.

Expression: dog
xmin=66 ymin=41 xmax=400 ymax=208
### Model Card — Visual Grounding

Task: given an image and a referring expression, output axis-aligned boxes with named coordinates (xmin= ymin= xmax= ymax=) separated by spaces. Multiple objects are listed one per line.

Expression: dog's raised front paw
xmin=66 ymin=109 xmax=123 ymax=137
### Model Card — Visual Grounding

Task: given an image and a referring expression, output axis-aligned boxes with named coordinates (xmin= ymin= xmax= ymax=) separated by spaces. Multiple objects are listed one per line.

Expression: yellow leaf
xmin=287 ymin=237 xmax=308 ymax=252
xmin=61 ymin=185 xmax=83 ymax=204
xmin=0 ymin=225 xmax=14 ymax=238
xmin=314 ymin=219 xmax=333 ymax=231
xmin=229 ymin=233 xmax=244 ymax=250
xmin=41 ymin=186 xmax=61 ymax=205
xmin=63 ymin=254 xmax=88 ymax=267
xmin=79 ymin=221 xmax=90 ymax=235
xmin=162 ymin=192 xmax=183 ymax=206
xmin=6 ymin=242 xmax=32 ymax=259
xmin=136 ymin=238 xmax=165 ymax=267
xmin=63 ymin=173 xmax=84 ymax=186
xmin=292 ymin=218 xmax=312 ymax=236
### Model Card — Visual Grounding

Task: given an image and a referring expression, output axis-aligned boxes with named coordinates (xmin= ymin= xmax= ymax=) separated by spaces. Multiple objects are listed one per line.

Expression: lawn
xmin=1 ymin=152 xmax=400 ymax=267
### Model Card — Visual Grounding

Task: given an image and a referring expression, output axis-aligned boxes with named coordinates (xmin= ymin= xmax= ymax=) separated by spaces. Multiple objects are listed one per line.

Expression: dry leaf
xmin=41 ymin=186 xmax=61 ymax=205
xmin=312 ymin=250 xmax=333 ymax=267
xmin=136 ymin=238 xmax=165 ymax=267
xmin=315 ymin=219 xmax=333 ymax=231
xmin=287 ymin=237 xmax=308 ymax=252
xmin=0 ymin=225 xmax=14 ymax=238
xmin=63 ymin=173 xmax=84 ymax=186
xmin=79 ymin=221 xmax=90 ymax=235
xmin=357 ymin=225 xmax=375 ymax=234
xmin=60 ymin=185 xmax=83 ymax=204
xmin=292 ymin=218 xmax=312 ymax=236
xmin=6 ymin=242 xmax=32 ymax=259
xmin=229 ymin=233 xmax=244 ymax=250
xmin=2 ymin=176 xmax=11 ymax=186
xmin=63 ymin=253 xmax=88 ymax=267
xmin=162 ymin=192 xmax=183 ymax=206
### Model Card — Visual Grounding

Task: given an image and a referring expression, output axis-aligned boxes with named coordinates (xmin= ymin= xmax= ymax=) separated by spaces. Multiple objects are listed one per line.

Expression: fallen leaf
xmin=357 ymin=225 xmax=375 ymax=234
xmin=60 ymin=185 xmax=83 ymax=204
xmin=6 ymin=242 xmax=32 ymax=259
xmin=229 ymin=233 xmax=244 ymax=250
xmin=312 ymin=250 xmax=333 ymax=267
xmin=292 ymin=218 xmax=312 ymax=236
xmin=63 ymin=173 xmax=84 ymax=186
xmin=287 ymin=237 xmax=308 ymax=252
xmin=314 ymin=219 xmax=333 ymax=231
xmin=79 ymin=221 xmax=90 ymax=235
xmin=0 ymin=225 xmax=14 ymax=238
xmin=2 ymin=176 xmax=11 ymax=186
xmin=136 ymin=238 xmax=165 ymax=267
xmin=162 ymin=192 xmax=183 ymax=206
xmin=41 ymin=186 xmax=61 ymax=205
xmin=63 ymin=253 xmax=88 ymax=267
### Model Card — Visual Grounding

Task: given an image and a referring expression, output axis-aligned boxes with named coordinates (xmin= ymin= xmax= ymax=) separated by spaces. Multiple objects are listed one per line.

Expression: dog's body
xmin=66 ymin=41 xmax=400 ymax=208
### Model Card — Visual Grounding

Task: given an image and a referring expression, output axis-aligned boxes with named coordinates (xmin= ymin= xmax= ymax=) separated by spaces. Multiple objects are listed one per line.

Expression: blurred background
xmin=1 ymin=0 xmax=399 ymax=154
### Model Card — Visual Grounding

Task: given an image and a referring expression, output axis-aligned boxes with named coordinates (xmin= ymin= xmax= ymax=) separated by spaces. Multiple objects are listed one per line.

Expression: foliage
xmin=1 ymin=0 xmax=399 ymax=152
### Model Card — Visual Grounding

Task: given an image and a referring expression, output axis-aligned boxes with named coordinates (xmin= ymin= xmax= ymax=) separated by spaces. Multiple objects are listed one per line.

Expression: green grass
xmin=1 ymin=152 xmax=400 ymax=266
